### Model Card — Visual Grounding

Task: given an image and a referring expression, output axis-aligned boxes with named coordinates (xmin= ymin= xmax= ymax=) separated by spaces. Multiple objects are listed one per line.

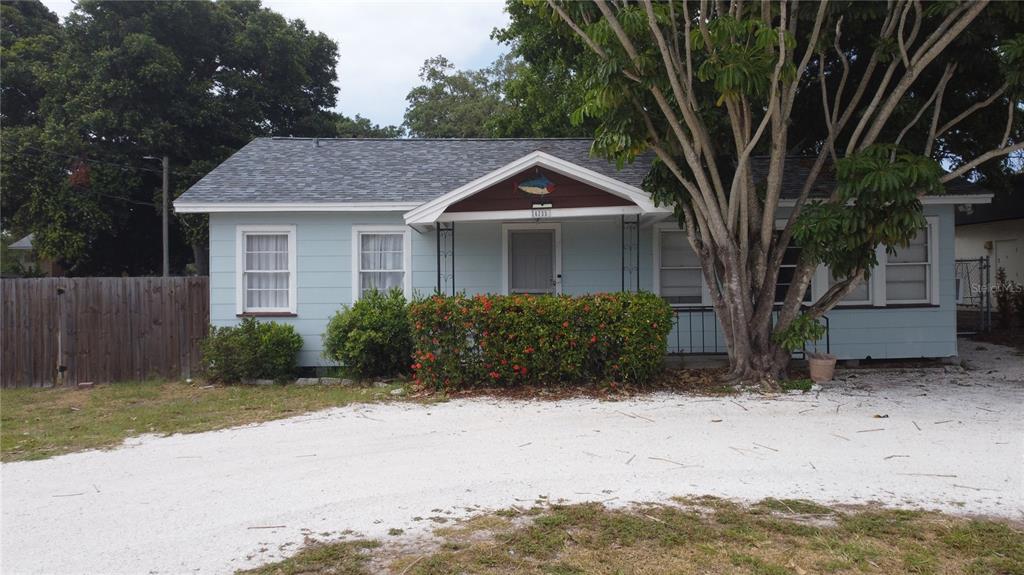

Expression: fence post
xmin=56 ymin=283 xmax=66 ymax=386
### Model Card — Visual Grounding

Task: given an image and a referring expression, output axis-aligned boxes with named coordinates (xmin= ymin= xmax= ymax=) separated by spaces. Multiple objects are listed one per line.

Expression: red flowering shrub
xmin=408 ymin=293 xmax=672 ymax=389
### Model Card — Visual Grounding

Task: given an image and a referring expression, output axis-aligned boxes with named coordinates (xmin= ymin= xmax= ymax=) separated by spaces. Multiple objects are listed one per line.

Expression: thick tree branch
xmin=895 ymin=62 xmax=955 ymax=151
xmin=937 ymin=83 xmax=1009 ymax=137
xmin=941 ymin=142 xmax=1024 ymax=183
xmin=857 ymin=0 xmax=990 ymax=149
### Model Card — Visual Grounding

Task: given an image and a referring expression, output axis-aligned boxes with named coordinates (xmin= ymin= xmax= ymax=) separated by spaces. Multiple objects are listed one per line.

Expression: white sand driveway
xmin=3 ymin=344 xmax=1022 ymax=574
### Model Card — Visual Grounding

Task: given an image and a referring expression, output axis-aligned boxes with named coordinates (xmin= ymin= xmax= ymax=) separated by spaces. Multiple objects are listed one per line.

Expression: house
xmin=174 ymin=138 xmax=992 ymax=366
xmin=955 ymin=178 xmax=1023 ymax=292
xmin=4 ymin=233 xmax=62 ymax=277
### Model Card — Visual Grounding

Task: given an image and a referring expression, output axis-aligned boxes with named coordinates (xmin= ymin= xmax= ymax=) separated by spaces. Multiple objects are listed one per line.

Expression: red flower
xmin=512 ymin=364 xmax=520 ymax=372
xmin=500 ymin=359 xmax=508 ymax=365
xmin=562 ymin=321 xmax=569 ymax=328
xmin=520 ymin=367 xmax=528 ymax=375
xmin=590 ymin=335 xmax=597 ymax=344
xmin=489 ymin=371 xmax=500 ymax=379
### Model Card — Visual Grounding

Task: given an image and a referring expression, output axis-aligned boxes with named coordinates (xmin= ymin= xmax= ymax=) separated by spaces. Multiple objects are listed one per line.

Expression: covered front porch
xmin=404 ymin=149 xmax=673 ymax=298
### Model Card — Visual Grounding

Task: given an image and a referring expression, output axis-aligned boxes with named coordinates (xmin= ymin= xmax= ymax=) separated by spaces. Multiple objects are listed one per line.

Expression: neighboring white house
xmin=175 ymin=138 xmax=993 ymax=366
xmin=955 ymin=181 xmax=1023 ymax=291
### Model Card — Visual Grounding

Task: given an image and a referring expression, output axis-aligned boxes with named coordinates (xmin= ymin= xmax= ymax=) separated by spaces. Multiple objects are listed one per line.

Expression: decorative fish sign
xmin=516 ymin=174 xmax=555 ymax=196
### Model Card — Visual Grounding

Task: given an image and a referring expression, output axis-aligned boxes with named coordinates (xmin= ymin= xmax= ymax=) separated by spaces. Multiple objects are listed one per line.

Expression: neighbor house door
xmin=994 ymin=239 xmax=1021 ymax=285
xmin=504 ymin=225 xmax=560 ymax=294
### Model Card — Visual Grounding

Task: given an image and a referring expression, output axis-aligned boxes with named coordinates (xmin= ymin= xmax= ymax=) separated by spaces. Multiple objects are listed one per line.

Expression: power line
xmin=13 ymin=145 xmax=187 ymax=176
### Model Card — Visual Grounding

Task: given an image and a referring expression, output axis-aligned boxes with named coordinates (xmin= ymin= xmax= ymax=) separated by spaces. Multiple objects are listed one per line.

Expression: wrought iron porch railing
xmin=666 ymin=306 xmax=830 ymax=357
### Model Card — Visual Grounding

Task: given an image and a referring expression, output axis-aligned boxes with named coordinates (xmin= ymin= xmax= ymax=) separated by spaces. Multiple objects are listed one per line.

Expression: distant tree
xmin=490 ymin=2 xmax=594 ymax=138
xmin=332 ymin=113 xmax=404 ymax=138
xmin=403 ymin=55 xmax=509 ymax=138
xmin=403 ymin=52 xmax=590 ymax=138
xmin=1 ymin=0 xmax=342 ymax=275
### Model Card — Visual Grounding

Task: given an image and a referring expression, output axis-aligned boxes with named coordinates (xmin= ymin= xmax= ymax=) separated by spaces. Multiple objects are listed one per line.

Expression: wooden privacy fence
xmin=1 ymin=277 xmax=209 ymax=387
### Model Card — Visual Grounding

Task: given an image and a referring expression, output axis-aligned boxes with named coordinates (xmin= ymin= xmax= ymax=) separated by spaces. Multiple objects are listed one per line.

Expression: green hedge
xmin=200 ymin=318 xmax=304 ymax=383
xmin=408 ymin=293 xmax=672 ymax=389
xmin=322 ymin=288 xmax=412 ymax=378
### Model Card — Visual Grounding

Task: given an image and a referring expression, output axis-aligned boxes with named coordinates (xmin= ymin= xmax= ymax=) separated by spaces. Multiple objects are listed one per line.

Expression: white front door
xmin=503 ymin=224 xmax=561 ymax=294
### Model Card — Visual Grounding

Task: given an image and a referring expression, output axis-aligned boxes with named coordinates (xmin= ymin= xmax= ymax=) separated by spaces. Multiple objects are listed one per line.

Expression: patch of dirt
xmin=406 ymin=367 xmax=732 ymax=402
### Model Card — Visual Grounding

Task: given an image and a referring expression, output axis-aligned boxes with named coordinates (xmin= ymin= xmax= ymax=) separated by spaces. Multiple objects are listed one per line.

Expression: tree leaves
xmin=794 ymin=145 xmax=940 ymax=279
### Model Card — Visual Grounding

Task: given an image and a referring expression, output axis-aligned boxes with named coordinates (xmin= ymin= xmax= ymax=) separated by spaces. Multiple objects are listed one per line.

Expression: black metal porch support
xmin=435 ymin=222 xmax=455 ymax=295
xmin=621 ymin=214 xmax=640 ymax=292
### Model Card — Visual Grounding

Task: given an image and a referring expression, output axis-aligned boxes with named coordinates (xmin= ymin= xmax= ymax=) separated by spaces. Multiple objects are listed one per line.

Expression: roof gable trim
xmin=404 ymin=151 xmax=662 ymax=225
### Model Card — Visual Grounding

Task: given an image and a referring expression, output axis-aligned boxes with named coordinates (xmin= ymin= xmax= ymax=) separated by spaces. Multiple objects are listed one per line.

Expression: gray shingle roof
xmin=177 ymin=139 xmax=988 ymax=207
xmin=176 ymin=138 xmax=652 ymax=205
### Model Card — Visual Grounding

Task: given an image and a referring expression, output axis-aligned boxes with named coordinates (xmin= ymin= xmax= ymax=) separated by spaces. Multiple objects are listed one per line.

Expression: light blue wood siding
xmin=210 ymin=212 xmax=434 ymax=366
xmin=208 ymin=205 xmax=958 ymax=366
xmin=823 ymin=205 xmax=956 ymax=359
xmin=656 ymin=205 xmax=958 ymax=360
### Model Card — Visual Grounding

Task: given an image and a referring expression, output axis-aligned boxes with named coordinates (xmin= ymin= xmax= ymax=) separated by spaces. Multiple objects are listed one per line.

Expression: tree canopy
xmin=402 ymin=50 xmax=591 ymax=138
xmin=0 ymin=0 xmax=395 ymax=275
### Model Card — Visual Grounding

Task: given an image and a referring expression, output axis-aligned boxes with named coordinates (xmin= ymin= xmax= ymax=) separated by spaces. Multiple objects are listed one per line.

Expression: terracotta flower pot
xmin=807 ymin=353 xmax=837 ymax=383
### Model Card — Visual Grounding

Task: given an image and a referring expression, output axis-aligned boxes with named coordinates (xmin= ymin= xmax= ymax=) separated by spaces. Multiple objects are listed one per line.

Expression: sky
xmin=40 ymin=0 xmax=511 ymax=128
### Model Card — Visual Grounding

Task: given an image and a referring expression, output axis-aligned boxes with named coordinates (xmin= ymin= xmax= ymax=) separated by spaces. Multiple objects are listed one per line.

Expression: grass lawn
xmin=1 ymin=380 xmax=404 ymax=462
xmin=242 ymin=497 xmax=1024 ymax=575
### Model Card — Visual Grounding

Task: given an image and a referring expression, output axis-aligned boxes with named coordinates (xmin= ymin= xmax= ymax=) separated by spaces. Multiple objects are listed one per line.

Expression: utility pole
xmin=162 ymin=155 xmax=170 ymax=277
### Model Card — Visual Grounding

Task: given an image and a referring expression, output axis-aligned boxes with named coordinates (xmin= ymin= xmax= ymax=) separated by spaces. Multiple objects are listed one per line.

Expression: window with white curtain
xmin=656 ymin=229 xmax=703 ymax=305
xmin=356 ymin=229 xmax=408 ymax=299
xmin=885 ymin=225 xmax=931 ymax=303
xmin=237 ymin=225 xmax=296 ymax=314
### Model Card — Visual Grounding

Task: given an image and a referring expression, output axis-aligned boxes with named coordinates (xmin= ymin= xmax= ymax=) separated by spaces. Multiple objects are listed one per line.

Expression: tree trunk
xmin=191 ymin=243 xmax=209 ymax=276
xmin=720 ymin=315 xmax=790 ymax=390
xmin=707 ymin=247 xmax=792 ymax=391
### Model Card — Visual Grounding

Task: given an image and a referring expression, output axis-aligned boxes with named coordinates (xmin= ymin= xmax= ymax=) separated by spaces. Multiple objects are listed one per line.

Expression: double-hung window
xmin=655 ymin=228 xmax=703 ymax=305
xmin=353 ymin=226 xmax=411 ymax=301
xmin=823 ymin=216 xmax=938 ymax=306
xmin=237 ymin=225 xmax=296 ymax=314
xmin=828 ymin=271 xmax=871 ymax=305
xmin=884 ymin=223 xmax=934 ymax=304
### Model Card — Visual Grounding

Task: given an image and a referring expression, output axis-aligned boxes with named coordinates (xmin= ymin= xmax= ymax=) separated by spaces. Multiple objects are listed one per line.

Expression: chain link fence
xmin=955 ymin=256 xmax=991 ymax=335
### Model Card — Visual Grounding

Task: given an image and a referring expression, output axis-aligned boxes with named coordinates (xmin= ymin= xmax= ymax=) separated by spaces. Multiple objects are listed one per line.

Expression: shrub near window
xmin=323 ymin=288 xmax=413 ymax=378
xmin=408 ymin=293 xmax=672 ymax=389
xmin=201 ymin=318 xmax=304 ymax=383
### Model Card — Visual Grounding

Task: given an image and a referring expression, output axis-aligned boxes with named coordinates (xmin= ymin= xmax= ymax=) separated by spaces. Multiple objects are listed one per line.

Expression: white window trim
xmin=501 ymin=223 xmax=562 ymax=295
xmin=653 ymin=222 xmax=709 ymax=307
xmin=235 ymin=224 xmax=297 ymax=315
xmin=351 ymin=225 xmax=413 ymax=303
xmin=876 ymin=216 xmax=940 ymax=306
